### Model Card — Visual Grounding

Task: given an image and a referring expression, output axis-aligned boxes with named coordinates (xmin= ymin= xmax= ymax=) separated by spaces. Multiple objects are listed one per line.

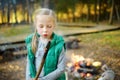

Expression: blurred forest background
xmin=0 ymin=0 xmax=120 ymax=80
xmin=0 ymin=0 xmax=120 ymax=25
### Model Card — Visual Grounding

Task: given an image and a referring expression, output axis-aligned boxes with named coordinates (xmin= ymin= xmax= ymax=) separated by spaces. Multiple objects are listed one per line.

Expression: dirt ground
xmin=0 ymin=57 xmax=26 ymax=80
xmin=0 ymin=34 xmax=120 ymax=80
xmin=66 ymin=42 xmax=120 ymax=80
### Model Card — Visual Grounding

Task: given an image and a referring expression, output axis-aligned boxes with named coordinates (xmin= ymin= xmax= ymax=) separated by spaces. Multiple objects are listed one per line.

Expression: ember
xmin=66 ymin=54 xmax=102 ymax=80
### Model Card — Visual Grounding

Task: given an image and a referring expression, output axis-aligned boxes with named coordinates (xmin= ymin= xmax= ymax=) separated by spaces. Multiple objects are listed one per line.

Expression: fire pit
xmin=66 ymin=53 xmax=102 ymax=80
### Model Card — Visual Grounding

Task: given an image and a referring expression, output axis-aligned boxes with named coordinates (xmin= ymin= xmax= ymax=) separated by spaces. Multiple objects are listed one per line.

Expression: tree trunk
xmin=87 ymin=1 xmax=90 ymax=21
xmin=13 ymin=5 xmax=18 ymax=24
xmin=43 ymin=0 xmax=50 ymax=8
xmin=115 ymin=5 xmax=120 ymax=21
xmin=12 ymin=0 xmax=17 ymax=24
xmin=1 ymin=4 xmax=4 ymax=24
xmin=26 ymin=0 xmax=30 ymax=23
xmin=40 ymin=0 xmax=44 ymax=8
xmin=102 ymin=1 xmax=108 ymax=20
xmin=94 ymin=0 xmax=97 ymax=22
xmin=7 ymin=2 xmax=10 ymax=24
xmin=109 ymin=0 xmax=114 ymax=24
xmin=97 ymin=0 xmax=100 ymax=24
xmin=40 ymin=0 xmax=54 ymax=9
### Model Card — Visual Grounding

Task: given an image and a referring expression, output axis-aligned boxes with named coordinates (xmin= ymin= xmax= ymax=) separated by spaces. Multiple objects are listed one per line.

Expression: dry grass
xmin=66 ymin=30 xmax=120 ymax=79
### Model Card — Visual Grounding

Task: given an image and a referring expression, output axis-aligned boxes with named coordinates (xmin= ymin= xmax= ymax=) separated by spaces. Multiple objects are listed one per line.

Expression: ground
xmin=0 ymin=26 xmax=120 ymax=80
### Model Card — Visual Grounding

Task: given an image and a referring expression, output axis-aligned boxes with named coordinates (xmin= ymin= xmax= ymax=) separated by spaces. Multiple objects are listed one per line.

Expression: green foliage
xmin=103 ymin=33 xmax=120 ymax=49
xmin=55 ymin=0 xmax=79 ymax=12
xmin=77 ymin=30 xmax=120 ymax=50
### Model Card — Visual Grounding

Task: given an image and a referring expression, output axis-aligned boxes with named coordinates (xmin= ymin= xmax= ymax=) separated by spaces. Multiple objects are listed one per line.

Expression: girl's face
xmin=35 ymin=15 xmax=55 ymax=39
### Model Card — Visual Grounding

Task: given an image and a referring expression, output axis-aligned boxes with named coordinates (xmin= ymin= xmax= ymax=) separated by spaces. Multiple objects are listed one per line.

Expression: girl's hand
xmin=31 ymin=78 xmax=36 ymax=80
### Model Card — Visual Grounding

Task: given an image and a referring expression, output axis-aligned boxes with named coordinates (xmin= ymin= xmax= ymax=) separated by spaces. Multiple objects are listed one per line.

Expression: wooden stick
xmin=34 ymin=41 xmax=51 ymax=80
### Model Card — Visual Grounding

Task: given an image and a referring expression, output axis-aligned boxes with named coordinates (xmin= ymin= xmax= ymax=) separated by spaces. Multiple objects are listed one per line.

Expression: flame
xmin=86 ymin=73 xmax=92 ymax=77
xmin=67 ymin=63 xmax=73 ymax=67
xmin=71 ymin=53 xmax=85 ymax=64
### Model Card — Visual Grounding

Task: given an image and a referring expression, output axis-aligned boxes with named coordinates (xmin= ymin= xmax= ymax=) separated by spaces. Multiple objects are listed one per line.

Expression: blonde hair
xmin=31 ymin=8 xmax=56 ymax=54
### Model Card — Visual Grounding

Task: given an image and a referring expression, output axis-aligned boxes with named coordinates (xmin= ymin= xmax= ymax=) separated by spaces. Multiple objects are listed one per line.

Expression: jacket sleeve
xmin=26 ymin=56 xmax=32 ymax=80
xmin=39 ymin=48 xmax=66 ymax=80
xmin=25 ymin=34 xmax=34 ymax=80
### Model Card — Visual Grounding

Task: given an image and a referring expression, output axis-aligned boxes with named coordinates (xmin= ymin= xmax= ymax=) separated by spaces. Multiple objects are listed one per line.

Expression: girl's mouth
xmin=43 ymin=34 xmax=48 ymax=36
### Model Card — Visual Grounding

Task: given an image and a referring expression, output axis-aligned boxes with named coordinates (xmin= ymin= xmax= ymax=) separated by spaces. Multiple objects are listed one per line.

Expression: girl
xmin=25 ymin=8 xmax=66 ymax=80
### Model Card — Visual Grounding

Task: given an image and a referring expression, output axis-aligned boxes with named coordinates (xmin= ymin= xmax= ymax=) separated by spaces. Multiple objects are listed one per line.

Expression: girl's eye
xmin=47 ymin=25 xmax=52 ymax=28
xmin=39 ymin=24 xmax=44 ymax=28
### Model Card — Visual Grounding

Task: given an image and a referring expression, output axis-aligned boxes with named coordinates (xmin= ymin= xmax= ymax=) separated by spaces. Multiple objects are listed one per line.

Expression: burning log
xmin=72 ymin=61 xmax=99 ymax=73
xmin=66 ymin=54 xmax=102 ymax=80
xmin=67 ymin=61 xmax=101 ymax=79
xmin=77 ymin=67 xmax=97 ymax=74
xmin=66 ymin=53 xmax=115 ymax=80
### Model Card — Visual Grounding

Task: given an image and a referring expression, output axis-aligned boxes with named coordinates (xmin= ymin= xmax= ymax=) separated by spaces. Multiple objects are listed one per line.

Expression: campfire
xmin=66 ymin=53 xmax=102 ymax=80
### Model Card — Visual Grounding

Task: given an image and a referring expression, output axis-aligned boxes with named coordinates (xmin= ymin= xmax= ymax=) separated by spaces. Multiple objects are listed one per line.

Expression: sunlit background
xmin=0 ymin=0 xmax=119 ymax=24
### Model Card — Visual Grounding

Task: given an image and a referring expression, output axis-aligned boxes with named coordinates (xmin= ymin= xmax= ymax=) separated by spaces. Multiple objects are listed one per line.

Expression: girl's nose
xmin=43 ymin=27 xmax=47 ymax=32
